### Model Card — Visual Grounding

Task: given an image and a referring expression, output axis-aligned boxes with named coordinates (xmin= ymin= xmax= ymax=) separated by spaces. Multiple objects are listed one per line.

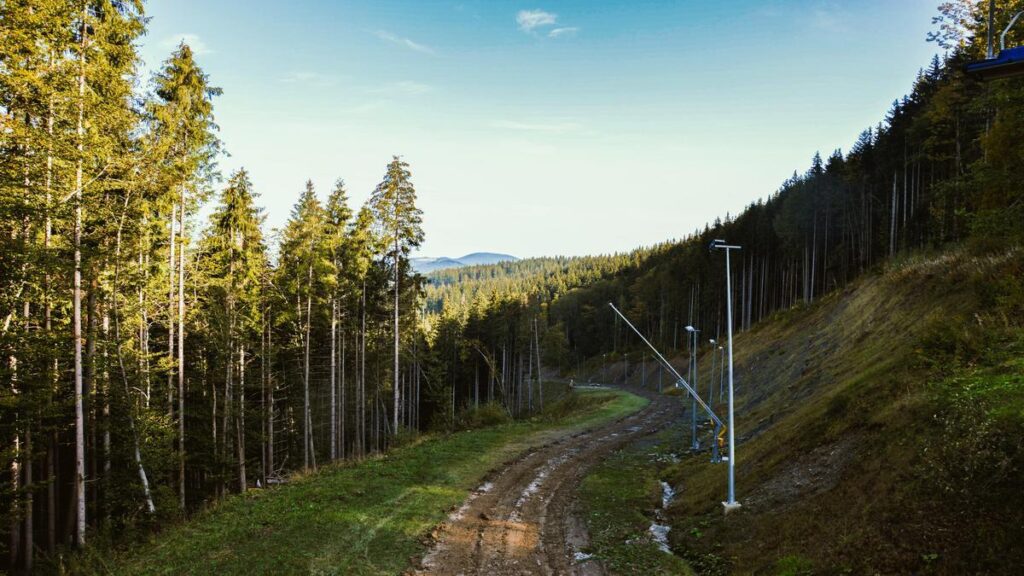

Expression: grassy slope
xmin=579 ymin=423 xmax=695 ymax=575
xmin=585 ymin=248 xmax=1024 ymax=575
xmin=97 ymin=388 xmax=647 ymax=576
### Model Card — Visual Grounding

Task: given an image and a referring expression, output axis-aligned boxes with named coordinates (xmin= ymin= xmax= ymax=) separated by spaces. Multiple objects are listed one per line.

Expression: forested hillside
xmin=429 ymin=1 xmax=1024 ymax=378
xmin=424 ymin=251 xmax=656 ymax=314
xmin=0 ymin=4 xmax=431 ymax=571
xmin=2 ymin=1 xmax=1024 ymax=573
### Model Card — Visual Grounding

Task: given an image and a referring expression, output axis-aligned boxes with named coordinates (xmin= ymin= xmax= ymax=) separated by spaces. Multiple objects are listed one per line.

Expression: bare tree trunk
xmin=341 ymin=329 xmax=346 ymax=459
xmin=73 ymin=6 xmax=88 ymax=545
xmin=112 ymin=204 xmax=156 ymax=514
xmin=223 ymin=329 xmax=232 ymax=494
xmin=167 ymin=202 xmax=176 ymax=417
xmin=890 ymin=171 xmax=898 ymax=257
xmin=237 ymin=344 xmax=246 ymax=491
xmin=527 ymin=334 xmax=533 ymax=412
xmin=9 ymin=400 xmax=20 ymax=568
xmin=86 ymin=281 xmax=97 ymax=514
xmin=139 ymin=242 xmax=149 ymax=407
xmin=360 ymin=283 xmax=367 ymax=458
xmin=330 ymin=298 xmax=336 ymax=460
xmin=211 ymin=375 xmax=218 ymax=497
xmin=534 ymin=319 xmax=543 ymax=411
xmin=303 ymin=264 xmax=313 ymax=470
xmin=44 ymin=52 xmax=56 ymax=555
xmin=267 ymin=303 xmax=275 ymax=477
xmin=260 ymin=306 xmax=267 ymax=484
xmin=102 ymin=312 xmax=111 ymax=522
xmin=393 ymin=238 xmax=400 ymax=435
xmin=177 ymin=203 xmax=186 ymax=510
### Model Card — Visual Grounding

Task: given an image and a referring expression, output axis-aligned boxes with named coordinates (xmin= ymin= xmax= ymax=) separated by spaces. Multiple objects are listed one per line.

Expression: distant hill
xmin=411 ymin=252 xmax=517 ymax=273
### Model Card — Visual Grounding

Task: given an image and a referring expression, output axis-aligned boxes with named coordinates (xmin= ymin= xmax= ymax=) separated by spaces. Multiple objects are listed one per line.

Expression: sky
xmin=138 ymin=0 xmax=942 ymax=258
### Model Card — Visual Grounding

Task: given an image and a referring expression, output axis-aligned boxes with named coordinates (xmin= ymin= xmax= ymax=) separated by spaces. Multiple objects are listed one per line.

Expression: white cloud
xmin=375 ymin=30 xmax=436 ymax=55
xmin=280 ymin=71 xmax=341 ymax=87
xmin=491 ymin=119 xmax=579 ymax=133
xmin=160 ymin=33 xmax=211 ymax=55
xmin=516 ymin=9 xmax=557 ymax=32
xmin=548 ymin=27 xmax=579 ymax=38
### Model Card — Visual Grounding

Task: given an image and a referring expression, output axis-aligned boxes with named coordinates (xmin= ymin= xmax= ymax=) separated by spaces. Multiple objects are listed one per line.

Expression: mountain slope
xmin=455 ymin=252 xmax=517 ymax=267
xmin=584 ymin=248 xmax=1024 ymax=574
xmin=411 ymin=252 xmax=517 ymax=273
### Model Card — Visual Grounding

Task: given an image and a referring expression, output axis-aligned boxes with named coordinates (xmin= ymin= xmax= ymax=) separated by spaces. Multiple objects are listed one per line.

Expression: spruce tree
xmin=368 ymin=157 xmax=423 ymax=435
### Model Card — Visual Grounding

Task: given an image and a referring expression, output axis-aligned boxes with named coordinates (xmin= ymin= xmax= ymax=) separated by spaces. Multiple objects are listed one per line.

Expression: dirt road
xmin=415 ymin=388 xmax=678 ymax=576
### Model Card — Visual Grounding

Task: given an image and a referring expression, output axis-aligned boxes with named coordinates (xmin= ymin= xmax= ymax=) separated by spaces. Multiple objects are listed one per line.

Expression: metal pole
xmin=1002 ymin=10 xmax=1024 ymax=52
xmin=988 ymin=0 xmax=996 ymax=58
xmin=709 ymin=339 xmax=720 ymax=462
xmin=718 ymin=347 xmax=725 ymax=400
xmin=708 ymin=340 xmax=716 ymax=406
xmin=725 ymin=247 xmax=737 ymax=507
xmin=690 ymin=329 xmax=699 ymax=450
xmin=608 ymin=303 xmax=723 ymax=427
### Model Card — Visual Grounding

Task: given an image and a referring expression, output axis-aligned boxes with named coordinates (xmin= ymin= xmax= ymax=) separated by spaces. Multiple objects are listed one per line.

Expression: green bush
xmin=454 ymin=402 xmax=511 ymax=431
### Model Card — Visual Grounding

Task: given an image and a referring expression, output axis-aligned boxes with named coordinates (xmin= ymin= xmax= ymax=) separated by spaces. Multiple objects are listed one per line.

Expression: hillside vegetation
xmin=87 ymin=387 xmax=645 ymax=575
xmin=583 ymin=247 xmax=1024 ymax=574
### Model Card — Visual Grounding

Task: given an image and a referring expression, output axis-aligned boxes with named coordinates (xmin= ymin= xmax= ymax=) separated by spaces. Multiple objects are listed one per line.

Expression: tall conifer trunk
xmin=177 ymin=202 xmax=186 ymax=510
xmin=167 ymin=202 xmax=176 ymax=417
xmin=73 ymin=4 xmax=88 ymax=545
xmin=393 ymin=236 xmax=400 ymax=434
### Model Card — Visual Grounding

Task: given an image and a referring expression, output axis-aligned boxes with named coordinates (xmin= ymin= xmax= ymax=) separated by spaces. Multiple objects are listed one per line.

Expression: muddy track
xmin=414 ymin=388 xmax=678 ymax=576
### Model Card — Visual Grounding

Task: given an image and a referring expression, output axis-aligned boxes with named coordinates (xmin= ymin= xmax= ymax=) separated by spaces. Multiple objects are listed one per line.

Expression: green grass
xmin=582 ymin=248 xmax=1024 ymax=574
xmin=93 ymin=388 xmax=647 ymax=576
xmin=578 ymin=423 xmax=694 ymax=576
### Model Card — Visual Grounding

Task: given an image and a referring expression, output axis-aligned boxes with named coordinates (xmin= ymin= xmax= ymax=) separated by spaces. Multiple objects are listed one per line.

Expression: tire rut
xmin=415 ymin=388 xmax=677 ymax=576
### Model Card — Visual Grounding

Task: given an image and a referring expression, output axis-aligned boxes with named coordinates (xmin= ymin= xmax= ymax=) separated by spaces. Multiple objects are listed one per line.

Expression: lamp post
xmin=711 ymin=239 xmax=741 ymax=511
xmin=709 ymin=338 xmax=721 ymax=463
xmin=718 ymin=346 xmax=725 ymax=400
xmin=685 ymin=325 xmax=700 ymax=450
xmin=708 ymin=339 xmax=717 ymax=405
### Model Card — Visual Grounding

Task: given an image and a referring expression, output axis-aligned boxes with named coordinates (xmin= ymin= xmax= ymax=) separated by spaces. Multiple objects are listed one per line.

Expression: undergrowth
xmin=64 ymin=388 xmax=645 ymax=576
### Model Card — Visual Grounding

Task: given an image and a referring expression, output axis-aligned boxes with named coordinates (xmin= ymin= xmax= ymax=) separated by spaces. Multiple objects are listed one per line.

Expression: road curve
xmin=414 ymin=388 xmax=678 ymax=576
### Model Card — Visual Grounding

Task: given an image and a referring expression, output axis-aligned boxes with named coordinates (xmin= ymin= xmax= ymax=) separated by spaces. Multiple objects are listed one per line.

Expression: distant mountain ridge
xmin=411 ymin=252 xmax=517 ymax=273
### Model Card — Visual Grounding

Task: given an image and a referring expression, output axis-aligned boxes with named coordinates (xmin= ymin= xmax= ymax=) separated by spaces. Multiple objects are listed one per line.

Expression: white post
xmin=725 ymin=246 xmax=738 ymax=508
xmin=710 ymin=239 xmax=741 ymax=511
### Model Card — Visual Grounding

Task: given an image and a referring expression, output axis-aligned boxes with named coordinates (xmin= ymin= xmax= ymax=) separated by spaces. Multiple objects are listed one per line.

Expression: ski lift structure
xmin=608 ymin=303 xmax=734 ymax=499
xmin=966 ymin=4 xmax=1024 ymax=81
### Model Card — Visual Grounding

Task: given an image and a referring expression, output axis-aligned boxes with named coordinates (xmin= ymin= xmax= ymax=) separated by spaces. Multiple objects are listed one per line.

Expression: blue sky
xmin=139 ymin=0 xmax=942 ymax=258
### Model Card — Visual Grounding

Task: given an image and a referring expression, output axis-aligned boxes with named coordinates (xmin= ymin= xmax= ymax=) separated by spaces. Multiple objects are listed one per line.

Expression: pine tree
xmin=324 ymin=180 xmax=352 ymax=460
xmin=146 ymin=41 xmax=221 ymax=509
xmin=198 ymin=169 xmax=265 ymax=491
xmin=368 ymin=157 xmax=423 ymax=435
xmin=277 ymin=181 xmax=332 ymax=470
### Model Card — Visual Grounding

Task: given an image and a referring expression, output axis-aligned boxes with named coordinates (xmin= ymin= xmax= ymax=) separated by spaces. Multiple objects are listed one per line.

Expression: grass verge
xmin=578 ymin=422 xmax=694 ymax=575
xmin=90 ymin=387 xmax=646 ymax=576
